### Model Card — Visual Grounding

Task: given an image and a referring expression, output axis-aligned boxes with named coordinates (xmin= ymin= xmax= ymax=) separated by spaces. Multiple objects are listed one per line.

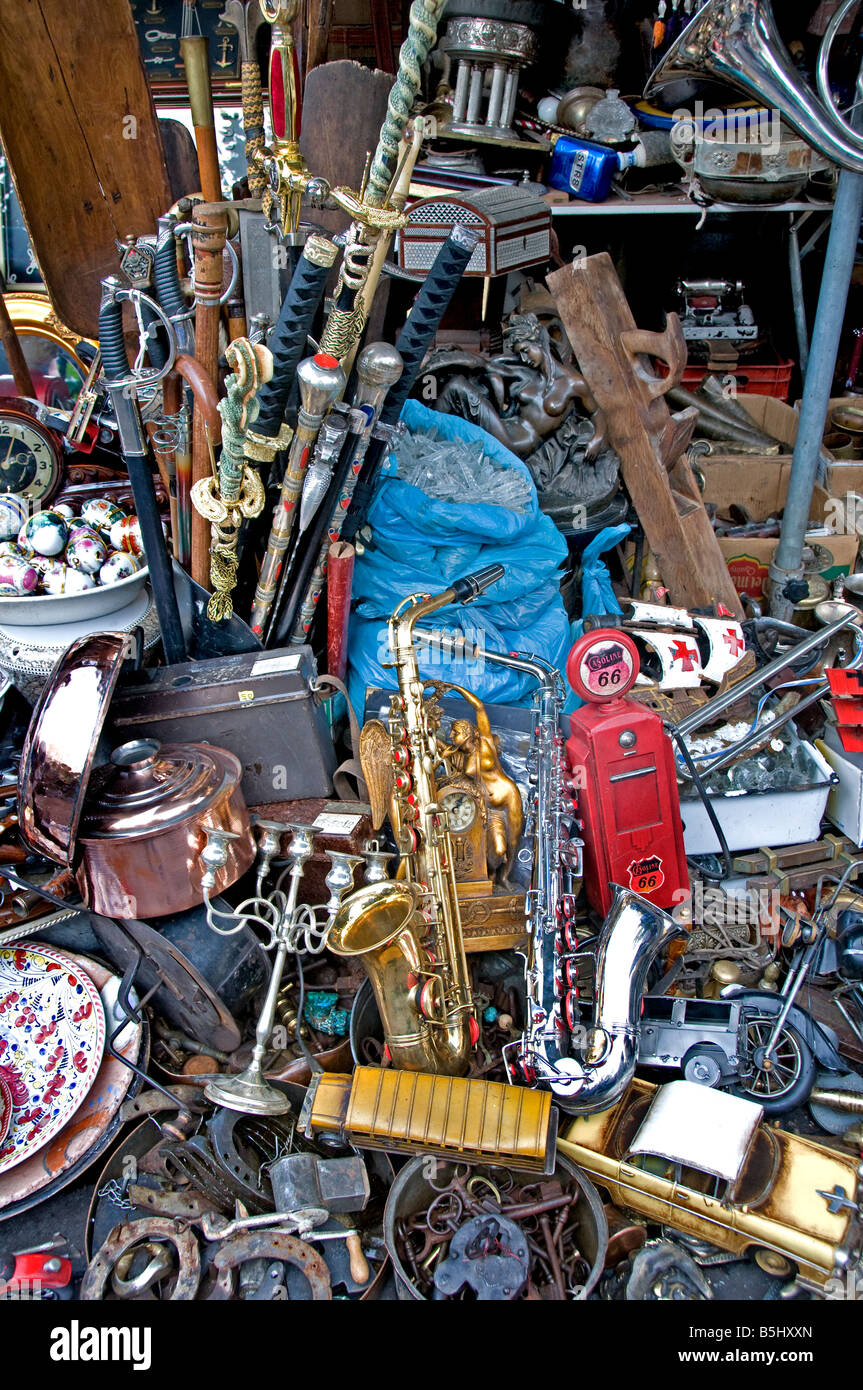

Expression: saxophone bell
xmin=647 ymin=0 xmax=863 ymax=175
xmin=328 ymin=879 xmax=473 ymax=1075
xmin=551 ymin=885 xmax=683 ymax=1115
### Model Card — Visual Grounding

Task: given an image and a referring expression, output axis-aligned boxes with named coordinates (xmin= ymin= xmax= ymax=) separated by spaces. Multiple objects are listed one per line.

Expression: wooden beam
xmin=547 ymin=252 xmax=743 ymax=618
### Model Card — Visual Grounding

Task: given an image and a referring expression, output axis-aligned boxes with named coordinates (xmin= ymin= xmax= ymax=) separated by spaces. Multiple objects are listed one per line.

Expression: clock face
xmin=441 ymin=790 xmax=478 ymax=834
xmin=0 ymin=415 xmax=61 ymax=501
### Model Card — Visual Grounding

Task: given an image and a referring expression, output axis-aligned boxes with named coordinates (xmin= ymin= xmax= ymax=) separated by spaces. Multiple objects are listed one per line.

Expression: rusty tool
xmin=212 ymin=1231 xmax=332 ymax=1299
xmin=271 ymin=1152 xmax=371 ymax=1284
xmin=199 ymin=1208 xmax=369 ymax=1283
xmin=82 ymin=1218 xmax=201 ymax=1301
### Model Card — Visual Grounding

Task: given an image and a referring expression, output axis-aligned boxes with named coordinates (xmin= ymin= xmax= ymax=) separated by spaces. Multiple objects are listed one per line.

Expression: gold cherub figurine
xmin=436 ymin=686 xmax=524 ymax=890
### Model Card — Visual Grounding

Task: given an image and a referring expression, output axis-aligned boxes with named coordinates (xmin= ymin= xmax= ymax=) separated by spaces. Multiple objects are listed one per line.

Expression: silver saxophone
xmin=470 ymin=643 xmax=682 ymax=1113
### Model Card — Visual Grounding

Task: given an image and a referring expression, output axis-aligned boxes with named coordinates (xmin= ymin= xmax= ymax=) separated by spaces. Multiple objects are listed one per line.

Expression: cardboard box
xmin=702 ymin=469 xmax=857 ymax=600
xmin=700 ymin=396 xmax=856 ymax=601
xmin=823 ymin=462 xmax=863 ymax=497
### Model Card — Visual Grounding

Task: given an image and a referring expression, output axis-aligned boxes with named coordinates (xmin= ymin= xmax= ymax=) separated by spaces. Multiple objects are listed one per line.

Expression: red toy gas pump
xmin=566 ymin=628 xmax=689 ymax=917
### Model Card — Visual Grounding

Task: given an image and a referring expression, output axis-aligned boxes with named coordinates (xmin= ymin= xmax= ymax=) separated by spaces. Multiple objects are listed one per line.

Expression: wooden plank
xmin=547 ymin=252 xmax=744 ymax=618
xmin=299 ymin=60 xmax=395 ymax=240
xmin=299 ymin=60 xmax=396 ymax=339
xmin=0 ymin=0 xmax=172 ymax=338
xmin=304 ymin=0 xmax=335 ymax=77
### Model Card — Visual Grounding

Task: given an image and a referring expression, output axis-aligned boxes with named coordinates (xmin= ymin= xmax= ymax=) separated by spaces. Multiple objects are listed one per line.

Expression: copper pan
xmin=18 ymin=633 xmax=254 ymax=917
xmin=18 ymin=633 xmax=130 ymax=866
xmin=75 ymin=738 xmax=254 ymax=918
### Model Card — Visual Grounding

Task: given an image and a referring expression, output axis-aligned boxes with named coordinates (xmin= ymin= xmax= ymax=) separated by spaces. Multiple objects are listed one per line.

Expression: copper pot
xmin=75 ymin=738 xmax=254 ymax=918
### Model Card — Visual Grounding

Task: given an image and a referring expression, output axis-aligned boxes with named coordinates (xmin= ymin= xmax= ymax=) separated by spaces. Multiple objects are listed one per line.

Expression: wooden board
xmin=0 ymin=0 xmax=172 ymax=338
xmin=547 ymin=252 xmax=744 ymax=618
xmin=299 ymin=60 xmax=397 ymax=341
xmin=299 ymin=59 xmax=395 ymax=240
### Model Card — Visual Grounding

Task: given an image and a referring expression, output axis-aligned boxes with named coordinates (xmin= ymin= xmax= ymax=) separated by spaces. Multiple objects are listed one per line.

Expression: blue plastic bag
xmin=563 ymin=522 xmax=632 ymax=715
xmin=347 ymin=400 xmax=571 ymax=710
xmin=580 ymin=523 xmax=631 ymax=620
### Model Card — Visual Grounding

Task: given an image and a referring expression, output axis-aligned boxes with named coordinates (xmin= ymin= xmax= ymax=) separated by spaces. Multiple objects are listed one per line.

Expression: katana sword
xmin=339 ymin=223 xmax=480 ymax=545
xmin=243 ymin=232 xmax=338 ymax=478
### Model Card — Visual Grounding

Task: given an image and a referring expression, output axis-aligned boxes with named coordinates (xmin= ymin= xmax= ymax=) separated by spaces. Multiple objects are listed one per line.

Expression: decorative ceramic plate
xmin=0 ymin=943 xmax=105 ymax=1174
xmin=0 ymin=1075 xmax=12 ymax=1147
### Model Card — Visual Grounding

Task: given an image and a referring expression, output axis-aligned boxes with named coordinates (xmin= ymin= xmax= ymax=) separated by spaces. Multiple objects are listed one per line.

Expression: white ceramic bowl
xmin=0 ymin=567 xmax=149 ymax=626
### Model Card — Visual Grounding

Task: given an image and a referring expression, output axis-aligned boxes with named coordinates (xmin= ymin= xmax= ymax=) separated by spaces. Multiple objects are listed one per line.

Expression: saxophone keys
xmin=563 ymin=992 xmax=581 ymax=1033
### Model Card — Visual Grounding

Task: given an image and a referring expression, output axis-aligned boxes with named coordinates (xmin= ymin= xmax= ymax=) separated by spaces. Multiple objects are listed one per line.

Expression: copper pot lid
xmin=18 ymin=633 xmax=131 ymax=866
xmin=79 ymin=738 xmax=243 ymax=842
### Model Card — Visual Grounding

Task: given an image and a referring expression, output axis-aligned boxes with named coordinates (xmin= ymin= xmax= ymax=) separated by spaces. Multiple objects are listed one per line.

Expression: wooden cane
xmin=0 ymin=293 xmax=36 ymax=398
xmin=180 ymin=35 xmax=224 ymax=203
xmin=190 ymin=205 xmax=227 ymax=589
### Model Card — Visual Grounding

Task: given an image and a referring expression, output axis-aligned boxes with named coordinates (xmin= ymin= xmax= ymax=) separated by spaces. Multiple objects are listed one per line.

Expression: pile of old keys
xmin=395 ymin=1166 xmax=591 ymax=1301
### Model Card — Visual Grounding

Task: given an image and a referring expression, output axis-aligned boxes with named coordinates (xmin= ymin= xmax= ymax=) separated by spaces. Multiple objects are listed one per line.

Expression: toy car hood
xmin=628 ymin=1080 xmax=764 ymax=1184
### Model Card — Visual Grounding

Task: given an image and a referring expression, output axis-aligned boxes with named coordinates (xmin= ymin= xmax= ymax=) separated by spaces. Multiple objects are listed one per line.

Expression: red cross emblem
xmin=670 ymin=639 xmax=698 ymax=671
xmin=722 ymin=626 xmax=744 ymax=657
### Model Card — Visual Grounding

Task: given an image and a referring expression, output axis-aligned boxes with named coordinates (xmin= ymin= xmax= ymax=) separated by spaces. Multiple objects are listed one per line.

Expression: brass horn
xmin=646 ymin=0 xmax=863 ymax=174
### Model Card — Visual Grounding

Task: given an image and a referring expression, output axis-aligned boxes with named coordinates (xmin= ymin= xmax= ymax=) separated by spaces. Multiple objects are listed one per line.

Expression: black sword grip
xmin=154 ymin=229 xmax=187 ymax=321
xmin=98 ymin=296 xmax=130 ymax=383
xmin=381 ymin=226 xmax=479 ymax=427
xmin=254 ymin=248 xmax=335 ymax=440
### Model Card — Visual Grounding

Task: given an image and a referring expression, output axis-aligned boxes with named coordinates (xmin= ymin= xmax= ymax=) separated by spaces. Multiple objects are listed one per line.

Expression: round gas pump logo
xmin=567 ymin=630 xmax=639 ymax=702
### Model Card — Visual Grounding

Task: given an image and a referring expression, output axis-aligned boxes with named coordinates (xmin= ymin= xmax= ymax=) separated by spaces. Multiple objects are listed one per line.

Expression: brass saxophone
xmin=328 ymin=564 xmax=504 ymax=1074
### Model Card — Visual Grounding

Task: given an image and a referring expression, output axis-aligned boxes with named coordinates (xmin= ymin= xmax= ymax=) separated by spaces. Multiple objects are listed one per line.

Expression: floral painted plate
xmin=0 ymin=944 xmax=105 ymax=1174
xmin=0 ymin=1075 xmax=12 ymax=1147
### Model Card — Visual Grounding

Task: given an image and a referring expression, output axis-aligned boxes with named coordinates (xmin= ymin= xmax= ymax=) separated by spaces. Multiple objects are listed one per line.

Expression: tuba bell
xmin=646 ymin=0 xmax=863 ymax=174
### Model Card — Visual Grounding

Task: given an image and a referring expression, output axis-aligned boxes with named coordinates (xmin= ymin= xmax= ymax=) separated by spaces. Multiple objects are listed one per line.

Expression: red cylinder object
xmin=326 ymin=540 xmax=355 ymax=681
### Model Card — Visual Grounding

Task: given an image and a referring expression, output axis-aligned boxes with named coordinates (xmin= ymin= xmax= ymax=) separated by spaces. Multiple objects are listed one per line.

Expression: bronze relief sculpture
xmin=424 ymin=313 xmax=620 ymax=516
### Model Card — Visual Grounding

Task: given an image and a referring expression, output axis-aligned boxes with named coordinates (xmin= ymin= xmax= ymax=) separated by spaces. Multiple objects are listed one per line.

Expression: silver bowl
xmin=0 ymin=567 xmax=149 ymax=626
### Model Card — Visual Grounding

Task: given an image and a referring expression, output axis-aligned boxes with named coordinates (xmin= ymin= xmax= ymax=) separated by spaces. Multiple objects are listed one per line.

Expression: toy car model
xmin=559 ymin=1078 xmax=863 ymax=1291
xmin=637 ymin=991 xmax=844 ymax=1114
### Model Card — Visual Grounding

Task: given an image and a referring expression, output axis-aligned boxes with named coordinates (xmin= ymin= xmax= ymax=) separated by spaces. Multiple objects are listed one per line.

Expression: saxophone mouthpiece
xmin=450 ymin=564 xmax=505 ymax=603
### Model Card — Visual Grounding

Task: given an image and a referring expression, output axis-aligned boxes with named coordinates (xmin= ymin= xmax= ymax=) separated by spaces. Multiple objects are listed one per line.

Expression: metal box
xmin=680 ymin=740 xmax=835 ymax=855
xmin=108 ymin=645 xmax=337 ymax=806
xmin=398 ymin=186 xmax=552 ymax=278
